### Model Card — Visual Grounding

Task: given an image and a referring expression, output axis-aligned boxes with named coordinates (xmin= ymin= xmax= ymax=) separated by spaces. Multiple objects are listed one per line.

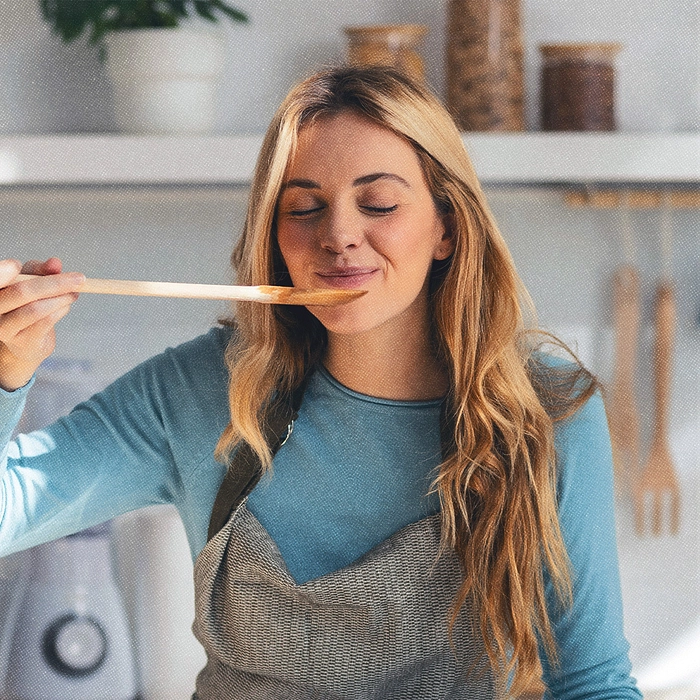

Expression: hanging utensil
xmin=633 ymin=194 xmax=681 ymax=535
xmin=607 ymin=193 xmax=642 ymax=497
xmin=608 ymin=264 xmax=642 ymax=496
xmin=13 ymin=274 xmax=367 ymax=307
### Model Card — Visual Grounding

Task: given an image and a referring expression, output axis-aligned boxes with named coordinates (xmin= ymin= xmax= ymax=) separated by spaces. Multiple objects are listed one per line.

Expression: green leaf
xmin=170 ymin=0 xmax=188 ymax=13
xmin=37 ymin=0 xmax=249 ymax=42
xmin=210 ymin=0 xmax=248 ymax=23
xmin=193 ymin=1 xmax=217 ymax=22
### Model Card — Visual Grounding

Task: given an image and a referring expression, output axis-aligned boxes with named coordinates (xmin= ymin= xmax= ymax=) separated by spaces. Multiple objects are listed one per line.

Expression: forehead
xmin=287 ymin=111 xmax=423 ymax=181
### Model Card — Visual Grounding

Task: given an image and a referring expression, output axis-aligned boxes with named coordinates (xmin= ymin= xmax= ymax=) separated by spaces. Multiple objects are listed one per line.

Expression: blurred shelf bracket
xmin=564 ymin=188 xmax=700 ymax=209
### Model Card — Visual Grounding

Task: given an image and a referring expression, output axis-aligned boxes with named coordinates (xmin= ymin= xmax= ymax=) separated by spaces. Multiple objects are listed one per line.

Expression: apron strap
xmin=207 ymin=374 xmax=311 ymax=542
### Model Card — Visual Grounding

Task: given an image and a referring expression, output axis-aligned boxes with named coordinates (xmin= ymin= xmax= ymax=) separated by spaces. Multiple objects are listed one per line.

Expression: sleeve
xmin=0 ymin=377 xmax=34 ymax=448
xmin=540 ymin=390 xmax=643 ymax=700
xmin=0 ymin=328 xmax=230 ymax=558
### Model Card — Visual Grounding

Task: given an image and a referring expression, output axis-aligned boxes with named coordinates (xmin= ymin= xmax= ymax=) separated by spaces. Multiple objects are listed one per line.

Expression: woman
xmin=0 ymin=66 xmax=640 ymax=699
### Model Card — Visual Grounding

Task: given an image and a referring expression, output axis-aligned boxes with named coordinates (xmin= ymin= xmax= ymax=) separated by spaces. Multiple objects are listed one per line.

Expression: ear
xmin=433 ymin=213 xmax=456 ymax=261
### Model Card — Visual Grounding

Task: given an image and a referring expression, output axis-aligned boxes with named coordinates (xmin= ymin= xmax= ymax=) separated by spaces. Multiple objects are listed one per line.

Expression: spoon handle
xmin=14 ymin=274 xmax=366 ymax=307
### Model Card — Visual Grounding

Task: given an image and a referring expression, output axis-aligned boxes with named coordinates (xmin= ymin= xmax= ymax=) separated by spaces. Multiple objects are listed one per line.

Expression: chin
xmin=308 ymin=302 xmax=385 ymax=336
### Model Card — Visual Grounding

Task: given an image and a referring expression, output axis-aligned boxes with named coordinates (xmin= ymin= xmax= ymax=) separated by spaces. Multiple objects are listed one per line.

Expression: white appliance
xmin=4 ymin=524 xmax=139 ymax=700
xmin=0 ymin=357 xmax=140 ymax=698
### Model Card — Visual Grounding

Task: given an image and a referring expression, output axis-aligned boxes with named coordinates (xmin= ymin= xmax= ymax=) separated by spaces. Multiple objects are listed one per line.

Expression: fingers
xmin=9 ymin=303 xmax=74 ymax=356
xmin=0 ymin=292 xmax=79 ymax=339
xmin=0 ymin=257 xmax=63 ymax=283
xmin=1 ymin=257 xmax=68 ymax=288
xmin=20 ymin=257 xmax=63 ymax=276
xmin=0 ymin=259 xmax=22 ymax=286
xmin=0 ymin=269 xmax=84 ymax=315
xmin=0 ymin=258 xmax=83 ymax=321
xmin=0 ymin=288 xmax=80 ymax=391
xmin=0 ymin=258 xmax=83 ymax=387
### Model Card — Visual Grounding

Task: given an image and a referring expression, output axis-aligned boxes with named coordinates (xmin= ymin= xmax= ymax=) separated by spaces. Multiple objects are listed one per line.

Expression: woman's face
xmin=275 ymin=110 xmax=453 ymax=337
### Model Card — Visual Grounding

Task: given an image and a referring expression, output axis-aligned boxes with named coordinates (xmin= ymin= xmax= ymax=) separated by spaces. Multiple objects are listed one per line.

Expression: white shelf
xmin=463 ymin=133 xmax=700 ymax=184
xmin=0 ymin=133 xmax=697 ymax=186
xmin=0 ymin=135 xmax=261 ymax=187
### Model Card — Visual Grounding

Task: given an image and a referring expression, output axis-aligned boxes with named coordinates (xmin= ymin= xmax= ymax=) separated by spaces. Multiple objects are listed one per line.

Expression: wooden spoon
xmin=633 ymin=279 xmax=681 ymax=535
xmin=14 ymin=274 xmax=366 ymax=307
xmin=607 ymin=264 xmax=642 ymax=497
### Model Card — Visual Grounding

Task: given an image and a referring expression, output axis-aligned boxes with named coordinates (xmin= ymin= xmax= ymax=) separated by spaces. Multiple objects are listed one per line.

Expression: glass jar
xmin=446 ymin=0 xmax=525 ymax=131
xmin=539 ymin=43 xmax=622 ymax=131
xmin=344 ymin=25 xmax=428 ymax=84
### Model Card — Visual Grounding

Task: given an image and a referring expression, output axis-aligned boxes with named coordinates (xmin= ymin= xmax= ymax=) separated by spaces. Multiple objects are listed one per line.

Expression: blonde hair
xmin=217 ymin=65 xmax=597 ymax=696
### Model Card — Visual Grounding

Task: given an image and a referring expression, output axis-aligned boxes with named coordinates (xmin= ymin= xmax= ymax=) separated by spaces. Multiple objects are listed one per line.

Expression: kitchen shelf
xmin=0 ymin=133 xmax=697 ymax=186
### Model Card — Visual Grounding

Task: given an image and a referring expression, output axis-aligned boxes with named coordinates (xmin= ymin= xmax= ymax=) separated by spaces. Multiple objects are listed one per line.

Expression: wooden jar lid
xmin=344 ymin=24 xmax=428 ymax=45
xmin=539 ymin=42 xmax=623 ymax=63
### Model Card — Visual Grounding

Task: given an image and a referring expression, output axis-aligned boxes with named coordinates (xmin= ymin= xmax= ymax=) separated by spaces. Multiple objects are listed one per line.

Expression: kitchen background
xmin=1 ymin=0 xmax=699 ymax=698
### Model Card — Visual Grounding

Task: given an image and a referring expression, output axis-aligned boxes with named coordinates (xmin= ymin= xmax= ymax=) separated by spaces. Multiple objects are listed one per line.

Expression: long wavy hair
xmin=216 ymin=65 xmax=597 ymax=696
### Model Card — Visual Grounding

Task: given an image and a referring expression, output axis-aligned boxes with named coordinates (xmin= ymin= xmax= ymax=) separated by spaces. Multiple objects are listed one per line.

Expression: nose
xmin=318 ymin=208 xmax=363 ymax=253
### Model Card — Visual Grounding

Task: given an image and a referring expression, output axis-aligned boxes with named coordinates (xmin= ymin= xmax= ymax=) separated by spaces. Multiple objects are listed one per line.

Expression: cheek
xmin=277 ymin=229 xmax=312 ymax=284
xmin=389 ymin=225 xmax=442 ymax=278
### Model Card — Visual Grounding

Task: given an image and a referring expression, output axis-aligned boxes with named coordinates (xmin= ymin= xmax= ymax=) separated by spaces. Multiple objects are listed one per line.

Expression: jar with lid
xmin=539 ymin=43 xmax=622 ymax=131
xmin=344 ymin=25 xmax=428 ymax=84
xmin=446 ymin=0 xmax=525 ymax=131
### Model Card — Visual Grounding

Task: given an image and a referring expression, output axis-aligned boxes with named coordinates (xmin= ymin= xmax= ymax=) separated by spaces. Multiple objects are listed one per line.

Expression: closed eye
xmin=289 ymin=206 xmax=324 ymax=217
xmin=362 ymin=205 xmax=398 ymax=214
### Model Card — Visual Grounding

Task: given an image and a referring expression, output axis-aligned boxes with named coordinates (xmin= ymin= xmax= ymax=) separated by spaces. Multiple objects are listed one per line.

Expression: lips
xmin=314 ymin=266 xmax=378 ymax=289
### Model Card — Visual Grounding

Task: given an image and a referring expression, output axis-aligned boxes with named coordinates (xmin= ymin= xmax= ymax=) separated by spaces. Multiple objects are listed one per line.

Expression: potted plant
xmin=40 ymin=0 xmax=249 ymax=134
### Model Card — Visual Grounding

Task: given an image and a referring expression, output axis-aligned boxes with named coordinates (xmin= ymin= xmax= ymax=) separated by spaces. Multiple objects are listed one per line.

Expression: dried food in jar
xmin=540 ymin=43 xmax=622 ymax=131
xmin=345 ymin=25 xmax=428 ymax=84
xmin=446 ymin=0 xmax=525 ymax=131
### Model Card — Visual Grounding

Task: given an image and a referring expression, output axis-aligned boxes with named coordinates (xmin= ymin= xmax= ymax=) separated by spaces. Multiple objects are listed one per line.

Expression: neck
xmin=323 ymin=316 xmax=449 ymax=402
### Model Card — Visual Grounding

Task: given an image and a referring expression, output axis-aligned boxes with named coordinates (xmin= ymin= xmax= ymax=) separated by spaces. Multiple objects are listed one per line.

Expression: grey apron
xmin=190 ymin=374 xmax=496 ymax=698
xmin=191 ymin=500 xmax=495 ymax=699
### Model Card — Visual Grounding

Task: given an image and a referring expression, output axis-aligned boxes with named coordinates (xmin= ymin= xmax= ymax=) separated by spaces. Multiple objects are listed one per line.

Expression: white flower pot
xmin=104 ymin=28 xmax=225 ymax=134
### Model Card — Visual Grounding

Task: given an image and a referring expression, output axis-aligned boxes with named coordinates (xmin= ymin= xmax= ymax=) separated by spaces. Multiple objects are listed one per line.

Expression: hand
xmin=0 ymin=258 xmax=85 ymax=392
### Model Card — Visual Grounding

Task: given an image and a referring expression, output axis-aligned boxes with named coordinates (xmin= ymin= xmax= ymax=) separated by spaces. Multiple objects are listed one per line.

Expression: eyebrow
xmin=282 ymin=172 xmax=411 ymax=190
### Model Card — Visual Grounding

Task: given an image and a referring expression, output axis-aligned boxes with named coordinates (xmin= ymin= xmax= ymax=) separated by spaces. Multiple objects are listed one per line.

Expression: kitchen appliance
xmin=4 ymin=524 xmax=140 ymax=700
xmin=113 ymin=506 xmax=207 ymax=700
xmin=1 ymin=357 xmax=140 ymax=698
xmin=0 ymin=552 xmax=32 ymax=696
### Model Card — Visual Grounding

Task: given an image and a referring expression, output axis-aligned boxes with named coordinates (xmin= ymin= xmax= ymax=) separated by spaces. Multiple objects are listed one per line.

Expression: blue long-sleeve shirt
xmin=0 ymin=326 xmax=641 ymax=699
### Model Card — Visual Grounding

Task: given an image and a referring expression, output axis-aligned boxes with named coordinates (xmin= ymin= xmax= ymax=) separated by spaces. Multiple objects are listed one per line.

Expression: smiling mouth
xmin=315 ymin=268 xmax=378 ymax=289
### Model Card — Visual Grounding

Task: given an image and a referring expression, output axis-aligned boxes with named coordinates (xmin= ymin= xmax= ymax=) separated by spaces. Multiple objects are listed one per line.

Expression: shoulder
xmin=555 ymin=389 xmax=608 ymax=447
xmin=136 ymin=325 xmax=232 ymax=383
xmin=104 ymin=325 xmax=234 ymax=423
xmin=530 ymin=352 xmax=607 ymax=449
xmin=527 ymin=350 xmax=610 ymax=488
xmin=553 ymin=389 xmax=611 ymax=504
xmin=553 ymin=387 xmax=613 ymax=513
xmin=159 ymin=325 xmax=233 ymax=381
xmin=527 ymin=350 xmax=597 ymax=405
xmin=115 ymin=325 xmax=235 ymax=459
